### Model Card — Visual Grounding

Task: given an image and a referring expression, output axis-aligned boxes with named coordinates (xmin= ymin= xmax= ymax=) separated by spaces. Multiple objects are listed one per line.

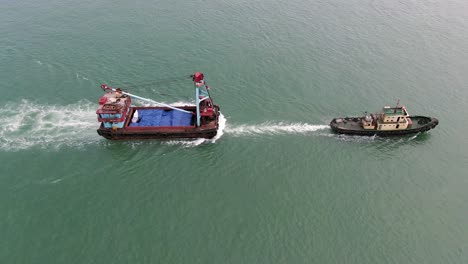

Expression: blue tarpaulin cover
xmin=129 ymin=109 xmax=193 ymax=127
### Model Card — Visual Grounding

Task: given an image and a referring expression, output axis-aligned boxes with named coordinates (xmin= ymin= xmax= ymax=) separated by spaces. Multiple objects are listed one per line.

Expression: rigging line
xmin=118 ymin=80 xmax=190 ymax=92
xmin=121 ymin=79 xmax=183 ymax=87
xmin=118 ymin=84 xmax=179 ymax=96
xmin=120 ymin=83 xmax=177 ymax=90
xmin=134 ymin=91 xmax=173 ymax=97
xmin=120 ymin=75 xmax=191 ymax=87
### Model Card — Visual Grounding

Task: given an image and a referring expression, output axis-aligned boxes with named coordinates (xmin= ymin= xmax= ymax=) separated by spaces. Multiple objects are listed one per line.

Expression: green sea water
xmin=1 ymin=0 xmax=468 ymax=263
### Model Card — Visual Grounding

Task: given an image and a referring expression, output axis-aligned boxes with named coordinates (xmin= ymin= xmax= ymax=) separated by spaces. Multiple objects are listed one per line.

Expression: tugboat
xmin=330 ymin=101 xmax=439 ymax=136
xmin=96 ymin=72 xmax=220 ymax=140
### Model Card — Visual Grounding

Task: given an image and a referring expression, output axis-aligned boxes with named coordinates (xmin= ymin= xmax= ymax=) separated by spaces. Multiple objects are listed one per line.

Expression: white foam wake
xmin=163 ymin=112 xmax=226 ymax=147
xmin=75 ymin=72 xmax=89 ymax=81
xmin=0 ymin=99 xmax=328 ymax=150
xmin=0 ymin=100 xmax=100 ymax=151
xmin=225 ymin=122 xmax=329 ymax=136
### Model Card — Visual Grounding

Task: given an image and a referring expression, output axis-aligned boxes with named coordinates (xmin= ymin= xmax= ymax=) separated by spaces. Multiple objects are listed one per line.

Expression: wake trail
xmin=0 ymin=100 xmax=330 ymax=150
xmin=163 ymin=112 xmax=226 ymax=147
xmin=0 ymin=100 xmax=100 ymax=151
xmin=224 ymin=122 xmax=330 ymax=136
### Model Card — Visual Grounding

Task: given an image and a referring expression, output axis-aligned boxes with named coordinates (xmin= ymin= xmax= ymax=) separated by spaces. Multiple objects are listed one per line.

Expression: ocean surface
xmin=1 ymin=0 xmax=468 ymax=263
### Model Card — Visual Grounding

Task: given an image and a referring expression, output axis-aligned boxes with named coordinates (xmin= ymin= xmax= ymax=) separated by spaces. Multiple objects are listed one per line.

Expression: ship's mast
xmin=192 ymin=72 xmax=214 ymax=127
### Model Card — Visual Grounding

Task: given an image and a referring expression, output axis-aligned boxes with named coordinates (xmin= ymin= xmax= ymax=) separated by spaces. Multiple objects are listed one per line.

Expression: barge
xmin=96 ymin=72 xmax=220 ymax=140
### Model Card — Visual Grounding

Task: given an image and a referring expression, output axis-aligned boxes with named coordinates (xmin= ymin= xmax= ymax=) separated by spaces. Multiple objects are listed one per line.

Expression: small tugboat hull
xmin=330 ymin=116 xmax=439 ymax=137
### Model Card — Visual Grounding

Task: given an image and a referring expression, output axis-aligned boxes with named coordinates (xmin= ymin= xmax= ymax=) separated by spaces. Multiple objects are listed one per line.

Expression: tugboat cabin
xmin=361 ymin=105 xmax=412 ymax=131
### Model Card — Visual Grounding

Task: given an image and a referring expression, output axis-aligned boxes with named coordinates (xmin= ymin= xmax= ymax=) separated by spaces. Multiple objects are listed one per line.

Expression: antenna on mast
xmin=394 ymin=99 xmax=400 ymax=113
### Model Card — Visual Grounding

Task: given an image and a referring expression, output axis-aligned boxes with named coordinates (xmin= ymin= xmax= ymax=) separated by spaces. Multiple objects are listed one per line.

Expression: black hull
xmin=97 ymin=128 xmax=218 ymax=140
xmin=330 ymin=116 xmax=439 ymax=137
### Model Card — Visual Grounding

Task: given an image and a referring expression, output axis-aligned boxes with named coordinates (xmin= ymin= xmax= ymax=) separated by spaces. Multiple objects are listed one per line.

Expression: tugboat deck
xmin=333 ymin=116 xmax=433 ymax=131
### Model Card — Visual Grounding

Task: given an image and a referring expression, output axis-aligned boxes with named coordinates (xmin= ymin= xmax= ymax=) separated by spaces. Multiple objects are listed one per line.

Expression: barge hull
xmin=97 ymin=104 xmax=220 ymax=140
xmin=96 ymin=72 xmax=220 ymax=141
xmin=97 ymin=127 xmax=218 ymax=140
